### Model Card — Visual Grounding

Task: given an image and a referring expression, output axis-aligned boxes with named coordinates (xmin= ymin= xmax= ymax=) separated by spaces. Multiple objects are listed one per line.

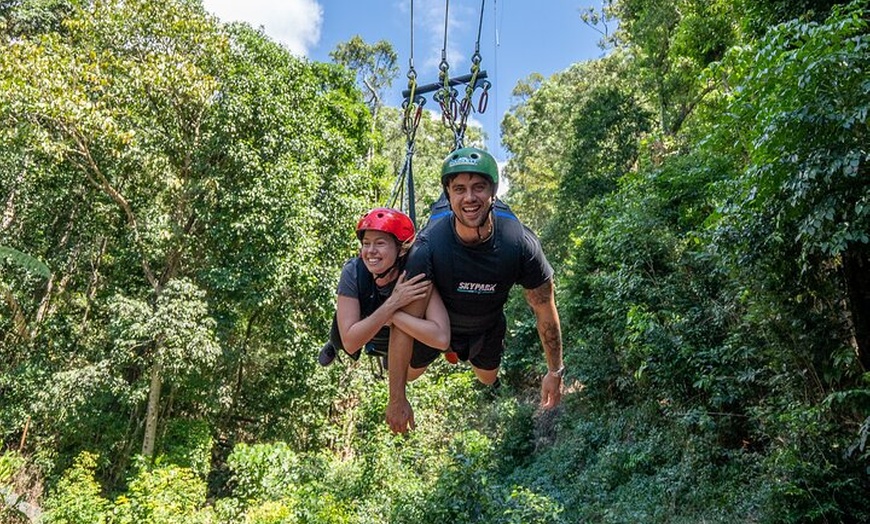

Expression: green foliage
xmin=489 ymin=397 xmax=537 ymax=473
xmin=158 ymin=419 xmax=213 ymax=479
xmin=601 ymin=0 xmax=740 ymax=135
xmin=501 ymin=58 xmax=630 ymax=231
xmin=0 ymin=0 xmax=79 ymax=39
xmin=0 ymin=246 xmax=50 ymax=278
xmin=330 ymin=35 xmax=398 ymax=116
xmin=0 ymin=448 xmax=24 ymax=485
xmin=3 ymin=1 xmax=870 ymax=523
xmin=501 ymin=486 xmax=565 ymax=524
xmin=399 ymin=430 xmax=497 ymax=523
xmin=42 ymin=451 xmax=110 ymax=524
xmin=109 ymin=278 xmax=220 ymax=384
xmin=223 ymin=441 xmax=364 ymax=523
xmin=545 ymin=84 xmax=653 ymax=265
xmin=226 ymin=442 xmax=308 ymax=502
xmin=734 ymin=0 xmax=846 ymax=38
xmin=509 ymin=2 xmax=869 ymax=522
xmin=112 ymin=460 xmax=211 ymax=524
xmin=706 ymin=0 xmax=869 ymax=263
xmin=0 ymin=0 xmax=377 ymax=485
xmin=751 ymin=402 xmax=865 ymax=524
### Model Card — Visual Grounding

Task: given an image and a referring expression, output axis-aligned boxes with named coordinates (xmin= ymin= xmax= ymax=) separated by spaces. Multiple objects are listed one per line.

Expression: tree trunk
xmin=2 ymin=283 xmax=29 ymax=342
xmin=141 ymin=357 xmax=163 ymax=457
xmin=843 ymin=245 xmax=870 ymax=371
xmin=1 ymin=168 xmax=24 ymax=231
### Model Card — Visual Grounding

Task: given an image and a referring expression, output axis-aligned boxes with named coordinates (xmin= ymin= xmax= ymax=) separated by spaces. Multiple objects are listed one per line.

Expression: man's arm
xmin=391 ymin=287 xmax=450 ymax=350
xmin=523 ymin=279 xmax=563 ymax=409
xmin=386 ymin=292 xmax=428 ymax=434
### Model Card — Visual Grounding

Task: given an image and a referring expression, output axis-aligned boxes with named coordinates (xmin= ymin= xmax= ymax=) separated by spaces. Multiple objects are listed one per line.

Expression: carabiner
xmin=477 ymin=81 xmax=491 ymax=113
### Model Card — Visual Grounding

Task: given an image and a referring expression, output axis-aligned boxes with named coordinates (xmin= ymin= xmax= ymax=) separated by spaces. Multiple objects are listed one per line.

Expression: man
xmin=386 ymin=147 xmax=564 ymax=434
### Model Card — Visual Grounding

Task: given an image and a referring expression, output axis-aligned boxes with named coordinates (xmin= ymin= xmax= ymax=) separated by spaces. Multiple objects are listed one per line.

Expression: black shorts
xmin=410 ymin=314 xmax=506 ymax=371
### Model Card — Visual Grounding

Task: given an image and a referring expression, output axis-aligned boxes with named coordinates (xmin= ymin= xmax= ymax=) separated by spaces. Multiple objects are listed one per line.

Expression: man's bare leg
xmin=471 ymin=366 xmax=499 ymax=385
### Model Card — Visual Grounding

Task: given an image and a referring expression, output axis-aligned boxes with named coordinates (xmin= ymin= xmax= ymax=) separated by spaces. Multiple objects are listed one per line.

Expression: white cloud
xmin=201 ymin=0 xmax=323 ymax=56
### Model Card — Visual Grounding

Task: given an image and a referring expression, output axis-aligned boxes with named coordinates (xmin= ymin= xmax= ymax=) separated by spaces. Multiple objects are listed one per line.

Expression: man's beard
xmin=453 ymin=203 xmax=491 ymax=229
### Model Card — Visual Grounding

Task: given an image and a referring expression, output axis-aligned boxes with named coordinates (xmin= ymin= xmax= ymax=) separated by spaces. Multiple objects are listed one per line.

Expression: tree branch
xmin=54 ymin=118 xmax=159 ymax=289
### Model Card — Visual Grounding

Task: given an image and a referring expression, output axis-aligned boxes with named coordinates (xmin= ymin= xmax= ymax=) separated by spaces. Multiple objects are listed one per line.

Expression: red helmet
xmin=356 ymin=207 xmax=415 ymax=244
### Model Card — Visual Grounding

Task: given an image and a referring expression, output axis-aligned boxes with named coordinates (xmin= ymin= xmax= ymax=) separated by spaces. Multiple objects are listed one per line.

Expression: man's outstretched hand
xmin=540 ymin=372 xmax=563 ymax=410
xmin=386 ymin=396 xmax=416 ymax=434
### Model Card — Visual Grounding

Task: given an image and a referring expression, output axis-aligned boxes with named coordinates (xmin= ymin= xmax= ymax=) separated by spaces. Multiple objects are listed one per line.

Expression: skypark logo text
xmin=457 ymin=282 xmax=497 ymax=294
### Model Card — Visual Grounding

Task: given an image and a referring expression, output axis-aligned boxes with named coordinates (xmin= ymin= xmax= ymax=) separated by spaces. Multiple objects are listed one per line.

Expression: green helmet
xmin=440 ymin=147 xmax=499 ymax=192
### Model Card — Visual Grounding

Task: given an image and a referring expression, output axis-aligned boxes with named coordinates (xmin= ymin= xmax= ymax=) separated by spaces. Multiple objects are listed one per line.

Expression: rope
xmin=475 ymin=0 xmax=485 ymax=54
xmin=441 ymin=0 xmax=450 ymax=78
xmin=389 ymin=0 xmax=425 ymax=226
xmin=435 ymin=0 xmax=491 ymax=151
xmin=435 ymin=0 xmax=458 ymax=143
xmin=392 ymin=0 xmax=493 ymax=221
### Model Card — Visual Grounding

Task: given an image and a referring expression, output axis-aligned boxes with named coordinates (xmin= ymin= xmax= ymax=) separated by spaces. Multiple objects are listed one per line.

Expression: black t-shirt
xmin=336 ymin=257 xmax=396 ymax=352
xmin=405 ymin=209 xmax=553 ymax=335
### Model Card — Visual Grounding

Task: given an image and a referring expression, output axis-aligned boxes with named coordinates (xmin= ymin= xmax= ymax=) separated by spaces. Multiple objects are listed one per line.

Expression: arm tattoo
xmin=525 ymin=280 xmax=553 ymax=306
xmin=526 ymin=281 xmax=562 ymax=363
xmin=540 ymin=320 xmax=562 ymax=355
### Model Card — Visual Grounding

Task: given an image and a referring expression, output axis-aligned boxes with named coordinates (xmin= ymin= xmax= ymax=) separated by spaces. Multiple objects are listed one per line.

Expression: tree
xmin=705 ymin=0 xmax=870 ymax=368
xmin=546 ymin=84 xmax=652 ymax=264
xmin=330 ymin=36 xmax=398 ymax=117
xmin=0 ymin=0 xmax=375 ymax=479
xmin=587 ymin=0 xmax=737 ymax=136
xmin=0 ymin=246 xmax=50 ymax=341
xmin=500 ymin=53 xmax=638 ymax=233
xmin=0 ymin=0 xmax=81 ymax=39
xmin=734 ymin=0 xmax=847 ymax=37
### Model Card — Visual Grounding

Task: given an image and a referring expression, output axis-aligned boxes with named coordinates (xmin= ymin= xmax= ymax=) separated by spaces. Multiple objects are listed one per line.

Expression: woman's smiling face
xmin=360 ymin=230 xmax=399 ymax=277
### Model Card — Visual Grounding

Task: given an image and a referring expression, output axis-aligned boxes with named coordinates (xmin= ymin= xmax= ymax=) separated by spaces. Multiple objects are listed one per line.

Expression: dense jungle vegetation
xmin=0 ymin=0 xmax=868 ymax=522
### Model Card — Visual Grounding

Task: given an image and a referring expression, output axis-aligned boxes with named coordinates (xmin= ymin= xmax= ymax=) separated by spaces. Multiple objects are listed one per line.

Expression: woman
xmin=319 ymin=207 xmax=450 ymax=366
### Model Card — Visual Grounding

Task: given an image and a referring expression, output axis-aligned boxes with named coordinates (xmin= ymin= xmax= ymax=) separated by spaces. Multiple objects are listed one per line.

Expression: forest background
xmin=0 ymin=0 xmax=868 ymax=523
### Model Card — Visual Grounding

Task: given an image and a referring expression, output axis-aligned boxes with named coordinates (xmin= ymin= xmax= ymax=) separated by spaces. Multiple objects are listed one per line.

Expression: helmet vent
xmin=440 ymin=147 xmax=498 ymax=189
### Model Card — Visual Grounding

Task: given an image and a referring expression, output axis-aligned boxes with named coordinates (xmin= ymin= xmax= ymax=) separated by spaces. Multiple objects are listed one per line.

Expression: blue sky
xmin=201 ymin=0 xmax=607 ymax=161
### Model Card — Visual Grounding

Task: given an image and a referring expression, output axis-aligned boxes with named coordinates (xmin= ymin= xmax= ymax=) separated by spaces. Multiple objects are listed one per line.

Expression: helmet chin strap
xmin=374 ymin=253 xmax=406 ymax=281
xmin=476 ymin=202 xmax=495 ymax=240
